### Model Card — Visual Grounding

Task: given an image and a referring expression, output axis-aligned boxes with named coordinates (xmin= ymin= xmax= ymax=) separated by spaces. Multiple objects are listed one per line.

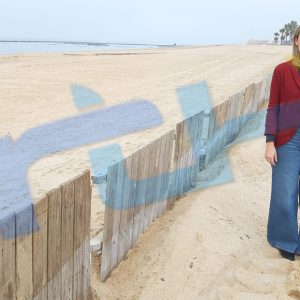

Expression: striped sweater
xmin=265 ymin=65 xmax=300 ymax=142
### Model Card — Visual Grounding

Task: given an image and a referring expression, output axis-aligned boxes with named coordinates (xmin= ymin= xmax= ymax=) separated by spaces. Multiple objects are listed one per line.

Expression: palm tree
xmin=284 ymin=23 xmax=290 ymax=44
xmin=290 ymin=20 xmax=299 ymax=41
xmin=279 ymin=28 xmax=285 ymax=45
xmin=273 ymin=21 xmax=298 ymax=45
xmin=274 ymin=32 xmax=279 ymax=45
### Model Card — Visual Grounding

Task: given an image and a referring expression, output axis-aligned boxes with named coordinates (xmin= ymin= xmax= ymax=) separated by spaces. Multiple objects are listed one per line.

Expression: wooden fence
xmin=0 ymin=74 xmax=273 ymax=296
xmin=204 ymin=75 xmax=272 ymax=166
xmin=98 ymin=74 xmax=273 ymax=281
xmin=0 ymin=170 xmax=91 ymax=300
xmin=101 ymin=130 xmax=175 ymax=280
xmin=167 ymin=111 xmax=204 ymax=207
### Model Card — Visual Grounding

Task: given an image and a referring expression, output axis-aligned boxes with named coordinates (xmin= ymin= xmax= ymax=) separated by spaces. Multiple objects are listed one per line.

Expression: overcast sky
xmin=0 ymin=0 xmax=298 ymax=45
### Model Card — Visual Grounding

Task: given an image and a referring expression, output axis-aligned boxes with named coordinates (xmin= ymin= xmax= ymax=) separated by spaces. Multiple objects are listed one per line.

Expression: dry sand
xmin=0 ymin=44 xmax=292 ymax=235
xmin=91 ymin=113 xmax=300 ymax=299
xmin=1 ymin=44 xmax=299 ymax=298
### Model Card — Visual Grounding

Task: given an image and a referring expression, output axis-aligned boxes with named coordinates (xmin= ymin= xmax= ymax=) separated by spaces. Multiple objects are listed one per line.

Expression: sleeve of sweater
xmin=265 ymin=134 xmax=276 ymax=142
xmin=264 ymin=65 xmax=281 ymax=136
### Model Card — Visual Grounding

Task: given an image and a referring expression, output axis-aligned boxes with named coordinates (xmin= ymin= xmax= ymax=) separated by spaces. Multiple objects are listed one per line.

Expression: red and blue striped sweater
xmin=265 ymin=60 xmax=300 ymax=146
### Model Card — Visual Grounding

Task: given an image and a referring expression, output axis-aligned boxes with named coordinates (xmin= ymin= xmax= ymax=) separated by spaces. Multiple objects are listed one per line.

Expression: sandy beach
xmin=0 ymin=44 xmax=291 ymax=232
xmin=1 ymin=44 xmax=299 ymax=298
xmin=91 ymin=114 xmax=300 ymax=299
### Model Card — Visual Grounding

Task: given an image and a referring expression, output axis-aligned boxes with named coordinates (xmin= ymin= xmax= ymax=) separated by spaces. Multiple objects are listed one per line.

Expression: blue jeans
xmin=267 ymin=127 xmax=300 ymax=254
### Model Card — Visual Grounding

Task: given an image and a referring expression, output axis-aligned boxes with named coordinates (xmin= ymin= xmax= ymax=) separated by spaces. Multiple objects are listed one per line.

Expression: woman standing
xmin=265 ymin=26 xmax=300 ymax=261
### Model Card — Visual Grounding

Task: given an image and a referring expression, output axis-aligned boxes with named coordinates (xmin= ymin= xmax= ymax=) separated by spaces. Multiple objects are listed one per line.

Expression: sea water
xmin=0 ymin=41 xmax=160 ymax=55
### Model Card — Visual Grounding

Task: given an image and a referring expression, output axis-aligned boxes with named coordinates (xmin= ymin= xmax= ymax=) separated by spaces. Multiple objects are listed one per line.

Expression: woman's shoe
xmin=279 ymin=249 xmax=295 ymax=261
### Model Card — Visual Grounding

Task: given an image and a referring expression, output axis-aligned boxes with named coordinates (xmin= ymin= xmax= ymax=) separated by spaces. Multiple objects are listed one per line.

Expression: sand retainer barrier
xmin=0 ymin=73 xmax=272 ymax=299
xmin=0 ymin=170 xmax=92 ymax=300
xmin=98 ymin=73 xmax=272 ymax=281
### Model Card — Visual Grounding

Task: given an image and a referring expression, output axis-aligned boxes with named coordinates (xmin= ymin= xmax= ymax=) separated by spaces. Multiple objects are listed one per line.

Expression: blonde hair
xmin=292 ymin=26 xmax=300 ymax=58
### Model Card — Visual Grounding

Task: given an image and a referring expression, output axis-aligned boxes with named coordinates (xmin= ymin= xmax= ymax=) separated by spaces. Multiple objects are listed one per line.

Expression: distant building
xmin=247 ymin=39 xmax=272 ymax=45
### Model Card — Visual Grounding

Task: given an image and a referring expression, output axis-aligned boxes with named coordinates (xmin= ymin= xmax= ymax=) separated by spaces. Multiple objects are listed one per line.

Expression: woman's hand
xmin=265 ymin=142 xmax=278 ymax=166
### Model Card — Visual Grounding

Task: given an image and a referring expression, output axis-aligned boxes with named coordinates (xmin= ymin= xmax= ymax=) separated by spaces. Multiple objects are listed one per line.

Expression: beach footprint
xmin=203 ymin=249 xmax=299 ymax=299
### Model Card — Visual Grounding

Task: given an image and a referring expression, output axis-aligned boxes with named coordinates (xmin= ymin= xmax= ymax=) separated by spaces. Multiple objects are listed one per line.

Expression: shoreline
xmin=0 ymin=42 xmax=282 ymax=58
xmin=0 ymin=40 xmax=163 ymax=57
xmin=0 ymin=43 xmax=291 ymax=58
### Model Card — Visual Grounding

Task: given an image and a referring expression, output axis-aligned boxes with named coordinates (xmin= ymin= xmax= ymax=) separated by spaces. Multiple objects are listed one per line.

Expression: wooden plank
xmin=177 ymin=121 xmax=186 ymax=198
xmin=167 ymin=131 xmax=176 ymax=177
xmin=83 ymin=236 xmax=90 ymax=300
xmin=181 ymin=119 xmax=189 ymax=195
xmin=220 ymin=102 xmax=227 ymax=149
xmin=198 ymin=111 xmax=205 ymax=163
xmin=222 ymin=100 xmax=229 ymax=126
xmin=218 ymin=102 xmax=225 ymax=128
xmin=109 ymin=161 xmax=125 ymax=274
xmin=16 ymin=204 xmax=33 ymax=299
xmin=159 ymin=131 xmax=173 ymax=215
xmin=84 ymin=170 xmax=92 ymax=238
xmin=238 ymin=90 xmax=245 ymax=126
xmin=250 ymin=83 xmax=256 ymax=112
xmin=220 ymin=101 xmax=228 ymax=148
xmin=183 ymin=117 xmax=190 ymax=192
xmin=191 ymin=113 xmax=201 ymax=181
xmin=73 ymin=174 xmax=86 ymax=299
xmin=47 ymin=273 xmax=61 ymax=300
xmin=225 ymin=99 xmax=231 ymax=144
xmin=33 ymin=286 xmax=47 ymax=300
xmin=161 ymin=133 xmax=169 ymax=212
xmin=218 ymin=102 xmax=224 ymax=148
xmin=226 ymin=98 xmax=232 ymax=143
xmin=174 ymin=121 xmax=182 ymax=199
xmin=131 ymin=146 xmax=147 ymax=244
xmin=228 ymin=98 xmax=238 ymax=143
xmin=184 ymin=116 xmax=193 ymax=192
xmin=256 ymin=81 xmax=263 ymax=103
xmin=166 ymin=132 xmax=176 ymax=209
xmin=188 ymin=115 xmax=197 ymax=184
xmin=240 ymin=89 xmax=245 ymax=126
xmin=172 ymin=121 xmax=182 ymax=201
xmin=227 ymin=95 xmax=237 ymax=143
xmin=83 ymin=170 xmax=91 ymax=300
xmin=128 ymin=149 xmax=140 ymax=249
xmin=137 ymin=145 xmax=150 ymax=235
xmin=32 ymin=196 xmax=48 ymax=298
xmin=228 ymin=95 xmax=235 ymax=137
xmin=233 ymin=93 xmax=240 ymax=133
xmin=188 ymin=116 xmax=195 ymax=187
xmin=155 ymin=135 xmax=165 ymax=218
xmin=159 ymin=131 xmax=169 ymax=215
xmin=244 ymin=84 xmax=254 ymax=115
xmin=61 ymin=179 xmax=75 ymax=300
xmin=117 ymin=155 xmax=133 ymax=263
xmin=212 ymin=104 xmax=219 ymax=132
xmin=254 ymin=81 xmax=261 ymax=106
xmin=154 ymin=137 xmax=163 ymax=220
xmin=160 ymin=130 xmax=174 ymax=214
xmin=0 ymin=213 xmax=16 ymax=300
xmin=47 ymin=187 xmax=62 ymax=300
xmin=100 ymin=163 xmax=118 ymax=281
xmin=145 ymin=139 xmax=157 ymax=227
